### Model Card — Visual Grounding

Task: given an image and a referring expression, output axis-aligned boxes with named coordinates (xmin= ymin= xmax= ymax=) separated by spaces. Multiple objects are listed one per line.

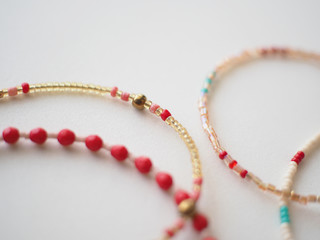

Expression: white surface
xmin=0 ymin=1 xmax=320 ymax=239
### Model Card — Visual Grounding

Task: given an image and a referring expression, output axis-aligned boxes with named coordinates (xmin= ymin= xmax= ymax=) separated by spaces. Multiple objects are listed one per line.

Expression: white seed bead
xmin=281 ymin=223 xmax=294 ymax=240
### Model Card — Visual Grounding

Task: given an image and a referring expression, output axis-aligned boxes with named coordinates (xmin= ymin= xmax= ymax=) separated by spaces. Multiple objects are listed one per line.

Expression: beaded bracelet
xmin=279 ymin=132 xmax=320 ymax=240
xmin=0 ymin=83 xmax=216 ymax=240
xmin=199 ymin=46 xmax=320 ymax=206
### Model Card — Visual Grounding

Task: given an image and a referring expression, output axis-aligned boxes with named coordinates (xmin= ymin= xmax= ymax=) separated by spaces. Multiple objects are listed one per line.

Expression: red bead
xmin=134 ymin=156 xmax=152 ymax=174
xmin=291 ymin=151 xmax=305 ymax=165
xmin=297 ymin=151 xmax=305 ymax=159
xmin=57 ymin=129 xmax=75 ymax=146
xmin=29 ymin=128 xmax=47 ymax=144
xmin=229 ymin=160 xmax=237 ymax=169
xmin=192 ymin=213 xmax=208 ymax=232
xmin=174 ymin=190 xmax=190 ymax=205
xmin=292 ymin=158 xmax=300 ymax=165
xmin=110 ymin=145 xmax=128 ymax=161
xmin=156 ymin=172 xmax=173 ymax=190
xmin=2 ymin=127 xmax=20 ymax=144
xmin=85 ymin=135 xmax=103 ymax=151
xmin=160 ymin=109 xmax=171 ymax=121
xmin=165 ymin=229 xmax=174 ymax=237
xmin=21 ymin=83 xmax=30 ymax=93
xmin=219 ymin=151 xmax=227 ymax=160
xmin=240 ymin=169 xmax=248 ymax=178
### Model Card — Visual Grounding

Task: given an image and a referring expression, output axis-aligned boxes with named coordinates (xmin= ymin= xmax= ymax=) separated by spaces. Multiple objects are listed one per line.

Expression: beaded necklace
xmin=198 ymin=46 xmax=320 ymax=240
xmin=279 ymin=132 xmax=320 ymax=240
xmin=0 ymin=83 xmax=215 ymax=240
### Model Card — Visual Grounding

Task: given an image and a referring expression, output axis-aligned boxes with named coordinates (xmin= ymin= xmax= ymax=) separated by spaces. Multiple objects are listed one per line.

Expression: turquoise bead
xmin=201 ymin=88 xmax=208 ymax=93
xmin=280 ymin=206 xmax=290 ymax=223
xmin=205 ymin=78 xmax=212 ymax=84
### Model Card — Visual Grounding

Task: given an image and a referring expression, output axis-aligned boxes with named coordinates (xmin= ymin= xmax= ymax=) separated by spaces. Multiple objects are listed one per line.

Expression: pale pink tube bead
xmin=110 ymin=86 xmax=118 ymax=97
xmin=8 ymin=87 xmax=18 ymax=96
xmin=121 ymin=92 xmax=130 ymax=101
xmin=150 ymin=103 xmax=160 ymax=113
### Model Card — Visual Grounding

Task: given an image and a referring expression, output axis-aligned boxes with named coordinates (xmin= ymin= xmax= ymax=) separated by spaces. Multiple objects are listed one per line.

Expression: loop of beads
xmin=199 ymin=46 xmax=320 ymax=205
xmin=199 ymin=46 xmax=320 ymax=240
xmin=0 ymin=83 xmax=215 ymax=239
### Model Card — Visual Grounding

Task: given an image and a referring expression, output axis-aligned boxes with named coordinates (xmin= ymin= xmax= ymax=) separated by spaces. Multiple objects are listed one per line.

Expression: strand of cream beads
xmin=0 ymin=83 xmax=216 ymax=240
xmin=279 ymin=132 xmax=320 ymax=240
xmin=199 ymin=46 xmax=320 ymax=205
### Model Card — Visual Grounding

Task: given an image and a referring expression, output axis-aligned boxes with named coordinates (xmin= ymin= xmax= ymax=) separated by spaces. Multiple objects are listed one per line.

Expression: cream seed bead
xmin=301 ymin=133 xmax=320 ymax=155
xmin=280 ymin=223 xmax=293 ymax=240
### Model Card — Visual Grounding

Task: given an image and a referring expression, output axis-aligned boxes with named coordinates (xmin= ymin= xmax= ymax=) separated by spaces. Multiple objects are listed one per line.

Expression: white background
xmin=0 ymin=0 xmax=319 ymax=239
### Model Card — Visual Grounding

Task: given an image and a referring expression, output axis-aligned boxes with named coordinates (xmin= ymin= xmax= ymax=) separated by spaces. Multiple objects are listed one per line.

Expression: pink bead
xmin=176 ymin=219 xmax=185 ymax=229
xmin=192 ymin=190 xmax=201 ymax=200
xmin=110 ymin=86 xmax=118 ymax=97
xmin=149 ymin=103 xmax=160 ymax=113
xmin=121 ymin=92 xmax=130 ymax=101
xmin=8 ymin=87 xmax=18 ymax=96
xmin=194 ymin=177 xmax=203 ymax=185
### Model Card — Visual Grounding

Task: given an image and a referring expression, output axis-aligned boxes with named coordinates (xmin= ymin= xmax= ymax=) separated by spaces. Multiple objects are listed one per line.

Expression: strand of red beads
xmin=0 ymin=81 xmax=216 ymax=240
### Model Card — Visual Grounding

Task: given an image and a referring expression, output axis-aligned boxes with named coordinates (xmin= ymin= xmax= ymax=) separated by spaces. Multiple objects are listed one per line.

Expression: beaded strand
xmin=199 ymin=47 xmax=320 ymax=205
xmin=0 ymin=83 xmax=215 ymax=240
xmin=279 ymin=132 xmax=320 ymax=240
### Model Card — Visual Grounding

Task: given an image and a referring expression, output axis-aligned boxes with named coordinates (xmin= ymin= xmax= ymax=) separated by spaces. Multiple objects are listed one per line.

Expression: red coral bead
xmin=29 ymin=128 xmax=47 ymax=144
xmin=160 ymin=109 xmax=171 ymax=121
xmin=2 ymin=127 xmax=20 ymax=144
xmin=174 ymin=190 xmax=190 ymax=205
xmin=21 ymin=83 xmax=30 ymax=93
xmin=57 ymin=129 xmax=75 ymax=146
xmin=134 ymin=156 xmax=152 ymax=174
xmin=192 ymin=213 xmax=208 ymax=231
xmin=156 ymin=172 xmax=173 ymax=190
xmin=85 ymin=135 xmax=103 ymax=151
xmin=110 ymin=145 xmax=128 ymax=161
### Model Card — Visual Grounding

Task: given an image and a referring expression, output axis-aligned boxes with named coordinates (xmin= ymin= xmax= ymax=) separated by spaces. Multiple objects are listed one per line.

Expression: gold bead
xmin=132 ymin=94 xmax=147 ymax=110
xmin=178 ymin=199 xmax=196 ymax=217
